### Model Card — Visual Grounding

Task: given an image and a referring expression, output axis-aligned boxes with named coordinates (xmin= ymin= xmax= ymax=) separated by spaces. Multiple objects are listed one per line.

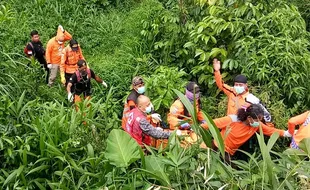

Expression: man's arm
xmin=213 ymin=59 xmax=234 ymax=95
xmin=139 ymin=118 xmax=171 ymax=139
xmin=45 ymin=41 xmax=52 ymax=64
xmin=261 ymin=123 xmax=285 ymax=136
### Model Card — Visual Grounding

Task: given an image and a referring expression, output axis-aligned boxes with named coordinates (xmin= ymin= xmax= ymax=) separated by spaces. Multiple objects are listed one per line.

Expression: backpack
xmin=24 ymin=42 xmax=35 ymax=57
xmin=75 ymin=69 xmax=91 ymax=82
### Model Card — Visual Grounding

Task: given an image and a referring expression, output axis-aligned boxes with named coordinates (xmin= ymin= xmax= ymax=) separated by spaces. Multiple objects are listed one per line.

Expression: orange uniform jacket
xmin=46 ymin=29 xmax=72 ymax=64
xmin=214 ymin=70 xmax=250 ymax=115
xmin=213 ymin=120 xmax=285 ymax=155
xmin=60 ymin=45 xmax=84 ymax=74
xmin=167 ymin=99 xmax=205 ymax=129
xmin=288 ymin=111 xmax=310 ymax=148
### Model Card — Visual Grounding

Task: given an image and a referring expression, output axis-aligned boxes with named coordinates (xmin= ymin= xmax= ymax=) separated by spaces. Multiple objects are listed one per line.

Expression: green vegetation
xmin=0 ymin=0 xmax=310 ymax=189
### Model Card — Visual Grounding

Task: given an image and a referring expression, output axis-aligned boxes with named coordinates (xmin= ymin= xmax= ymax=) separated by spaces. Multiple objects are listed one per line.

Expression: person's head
xmin=77 ymin=59 xmax=87 ymax=77
xmin=237 ymin=104 xmax=264 ymax=127
xmin=70 ymin=39 xmax=79 ymax=51
xmin=132 ymin=76 xmax=145 ymax=94
xmin=234 ymin=74 xmax=248 ymax=94
xmin=137 ymin=95 xmax=152 ymax=114
xmin=30 ymin=30 xmax=40 ymax=42
xmin=185 ymin=82 xmax=200 ymax=101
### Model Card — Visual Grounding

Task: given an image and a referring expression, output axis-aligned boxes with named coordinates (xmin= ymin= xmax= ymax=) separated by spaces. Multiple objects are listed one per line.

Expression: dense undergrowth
xmin=0 ymin=0 xmax=310 ymax=189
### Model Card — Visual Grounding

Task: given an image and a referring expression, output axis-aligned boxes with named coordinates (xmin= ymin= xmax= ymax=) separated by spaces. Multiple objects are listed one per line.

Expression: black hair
xmin=77 ymin=59 xmax=86 ymax=68
xmin=237 ymin=104 xmax=264 ymax=121
xmin=30 ymin=30 xmax=39 ymax=36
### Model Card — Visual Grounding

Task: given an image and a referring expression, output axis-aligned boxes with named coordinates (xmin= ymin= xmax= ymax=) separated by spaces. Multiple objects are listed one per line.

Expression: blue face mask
xmin=145 ymin=105 xmax=152 ymax=114
xmin=250 ymin=121 xmax=260 ymax=127
xmin=234 ymin=86 xmax=245 ymax=94
xmin=137 ymin=86 xmax=146 ymax=94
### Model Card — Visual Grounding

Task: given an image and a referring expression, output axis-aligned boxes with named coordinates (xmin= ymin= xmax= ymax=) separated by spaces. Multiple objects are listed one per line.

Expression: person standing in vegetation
xmin=60 ymin=39 xmax=85 ymax=87
xmin=24 ymin=30 xmax=49 ymax=84
xmin=212 ymin=104 xmax=292 ymax=166
xmin=121 ymin=76 xmax=161 ymax=132
xmin=46 ymin=25 xmax=72 ymax=87
xmin=213 ymin=58 xmax=272 ymax=125
xmin=287 ymin=110 xmax=310 ymax=149
xmin=66 ymin=60 xmax=107 ymax=105
xmin=125 ymin=95 xmax=176 ymax=147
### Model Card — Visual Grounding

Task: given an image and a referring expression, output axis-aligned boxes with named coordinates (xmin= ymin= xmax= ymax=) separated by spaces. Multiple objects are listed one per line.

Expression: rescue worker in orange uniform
xmin=46 ymin=25 xmax=72 ymax=87
xmin=213 ymin=58 xmax=272 ymax=124
xmin=66 ymin=60 xmax=107 ymax=105
xmin=168 ymin=82 xmax=205 ymax=129
xmin=121 ymin=76 xmax=161 ymax=132
xmin=60 ymin=39 xmax=85 ymax=87
xmin=287 ymin=110 xmax=310 ymax=149
xmin=125 ymin=95 xmax=178 ymax=147
xmin=212 ymin=104 xmax=292 ymax=165
xmin=167 ymin=82 xmax=234 ymax=147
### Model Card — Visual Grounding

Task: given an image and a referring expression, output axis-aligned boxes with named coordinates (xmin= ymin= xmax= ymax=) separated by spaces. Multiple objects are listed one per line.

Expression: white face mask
xmin=58 ymin=41 xmax=63 ymax=44
xmin=234 ymin=86 xmax=245 ymax=94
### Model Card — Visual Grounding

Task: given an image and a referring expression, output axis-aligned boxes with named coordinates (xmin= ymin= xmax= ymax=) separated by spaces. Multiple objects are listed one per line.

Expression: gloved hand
xmin=67 ymin=92 xmax=73 ymax=103
xmin=176 ymin=129 xmax=182 ymax=136
xmin=151 ymin=113 xmax=162 ymax=122
xmin=180 ymin=122 xmax=190 ymax=129
xmin=59 ymin=25 xmax=64 ymax=32
xmin=283 ymin=130 xmax=292 ymax=137
xmin=60 ymin=73 xmax=66 ymax=85
xmin=201 ymin=120 xmax=206 ymax=124
xmin=102 ymin=81 xmax=108 ymax=88
xmin=47 ymin=64 xmax=52 ymax=69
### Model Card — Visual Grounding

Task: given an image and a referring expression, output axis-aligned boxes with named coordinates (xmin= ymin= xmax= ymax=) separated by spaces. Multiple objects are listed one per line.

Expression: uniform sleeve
xmin=90 ymin=69 xmax=96 ymax=79
xmin=261 ymin=123 xmax=285 ymax=136
xmin=127 ymin=100 xmax=136 ymax=110
xmin=139 ymin=118 xmax=171 ymax=139
xmin=201 ymin=116 xmax=233 ymax=130
xmin=63 ymin=31 xmax=72 ymax=41
xmin=167 ymin=101 xmax=184 ymax=129
xmin=45 ymin=41 xmax=52 ymax=63
xmin=197 ymin=110 xmax=205 ymax=122
xmin=214 ymin=70 xmax=234 ymax=96
xmin=60 ymin=48 xmax=67 ymax=74
xmin=288 ymin=111 xmax=310 ymax=135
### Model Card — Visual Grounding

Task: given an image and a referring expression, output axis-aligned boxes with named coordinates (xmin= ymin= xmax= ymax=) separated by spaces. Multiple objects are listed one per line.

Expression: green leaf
xmin=144 ymin=155 xmax=170 ymax=186
xmin=105 ymin=129 xmax=141 ymax=167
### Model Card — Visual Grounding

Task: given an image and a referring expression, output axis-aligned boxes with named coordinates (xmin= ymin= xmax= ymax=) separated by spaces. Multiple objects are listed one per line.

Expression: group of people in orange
xmin=121 ymin=59 xmax=309 ymax=163
xmin=25 ymin=25 xmax=309 ymax=164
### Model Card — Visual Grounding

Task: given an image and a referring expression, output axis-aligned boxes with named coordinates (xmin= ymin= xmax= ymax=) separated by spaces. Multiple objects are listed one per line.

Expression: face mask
xmin=137 ymin=86 xmax=146 ymax=94
xmin=145 ymin=105 xmax=152 ymax=114
xmin=234 ymin=86 xmax=245 ymax=94
xmin=185 ymin=89 xmax=200 ymax=102
xmin=58 ymin=41 xmax=63 ymax=44
xmin=250 ymin=121 xmax=260 ymax=127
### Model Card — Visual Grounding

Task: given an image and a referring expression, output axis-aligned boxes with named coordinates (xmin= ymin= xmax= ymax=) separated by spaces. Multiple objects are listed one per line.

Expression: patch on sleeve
xmin=136 ymin=117 xmax=141 ymax=122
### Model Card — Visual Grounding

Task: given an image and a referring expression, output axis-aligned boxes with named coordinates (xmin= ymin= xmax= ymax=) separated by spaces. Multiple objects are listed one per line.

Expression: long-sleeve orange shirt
xmin=213 ymin=120 xmax=285 ymax=155
xmin=288 ymin=111 xmax=310 ymax=148
xmin=60 ymin=45 xmax=84 ymax=74
xmin=214 ymin=70 xmax=250 ymax=115
xmin=46 ymin=30 xmax=72 ymax=64
xmin=167 ymin=99 xmax=205 ymax=129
